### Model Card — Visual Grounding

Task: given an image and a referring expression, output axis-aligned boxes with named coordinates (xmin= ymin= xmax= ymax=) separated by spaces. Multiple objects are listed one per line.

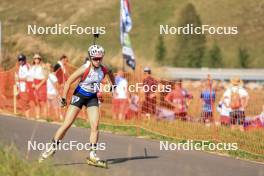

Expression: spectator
xmin=244 ymin=105 xmax=264 ymax=130
xmin=46 ymin=63 xmax=62 ymax=121
xmin=257 ymin=105 xmax=264 ymax=127
xmin=54 ymin=55 xmax=68 ymax=94
xmin=217 ymin=97 xmax=231 ymax=126
xmin=223 ymin=77 xmax=249 ymax=131
xmin=15 ymin=54 xmax=31 ymax=118
xmin=165 ymin=80 xmax=193 ymax=121
xmin=0 ymin=66 xmax=6 ymax=109
xmin=32 ymin=54 xmax=48 ymax=119
xmin=200 ymin=78 xmax=216 ymax=124
xmin=112 ymin=70 xmax=129 ymax=120
xmin=141 ymin=67 xmax=158 ymax=118
xmin=126 ymin=93 xmax=140 ymax=120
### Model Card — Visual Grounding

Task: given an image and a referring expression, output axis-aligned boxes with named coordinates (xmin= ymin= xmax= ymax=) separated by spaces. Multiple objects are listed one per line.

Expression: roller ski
xmin=86 ymin=150 xmax=108 ymax=169
xmin=38 ymin=140 xmax=58 ymax=163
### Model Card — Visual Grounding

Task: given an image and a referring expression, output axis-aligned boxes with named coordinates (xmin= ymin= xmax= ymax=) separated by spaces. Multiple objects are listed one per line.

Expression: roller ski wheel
xmin=86 ymin=157 xmax=108 ymax=169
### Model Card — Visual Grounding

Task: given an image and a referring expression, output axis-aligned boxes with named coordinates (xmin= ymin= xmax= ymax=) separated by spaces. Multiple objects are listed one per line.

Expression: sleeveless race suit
xmin=70 ymin=61 xmax=105 ymax=108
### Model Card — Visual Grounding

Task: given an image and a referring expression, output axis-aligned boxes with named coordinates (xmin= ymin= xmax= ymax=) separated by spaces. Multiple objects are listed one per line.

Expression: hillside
xmin=0 ymin=0 xmax=263 ymax=69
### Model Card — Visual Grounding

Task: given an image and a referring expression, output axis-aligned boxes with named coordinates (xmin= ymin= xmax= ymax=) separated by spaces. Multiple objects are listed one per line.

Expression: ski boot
xmin=38 ymin=140 xmax=58 ymax=163
xmin=86 ymin=150 xmax=107 ymax=169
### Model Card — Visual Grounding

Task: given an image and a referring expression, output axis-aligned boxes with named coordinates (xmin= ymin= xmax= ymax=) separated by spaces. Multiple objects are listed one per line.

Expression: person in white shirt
xmin=217 ymin=97 xmax=231 ymax=126
xmin=31 ymin=54 xmax=48 ymax=119
xmin=39 ymin=45 xmax=115 ymax=167
xmin=26 ymin=64 xmax=36 ymax=104
xmin=112 ymin=70 xmax=129 ymax=120
xmin=223 ymin=77 xmax=249 ymax=131
xmin=46 ymin=63 xmax=62 ymax=121
xmin=16 ymin=54 xmax=31 ymax=118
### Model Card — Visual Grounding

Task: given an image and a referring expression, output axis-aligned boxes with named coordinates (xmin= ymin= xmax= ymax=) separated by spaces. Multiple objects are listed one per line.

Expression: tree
xmin=238 ymin=47 xmax=250 ymax=68
xmin=155 ymin=35 xmax=166 ymax=65
xmin=207 ymin=42 xmax=223 ymax=68
xmin=173 ymin=3 xmax=206 ymax=68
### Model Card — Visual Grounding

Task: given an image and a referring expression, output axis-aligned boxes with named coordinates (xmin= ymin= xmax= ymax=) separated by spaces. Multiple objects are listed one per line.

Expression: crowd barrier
xmin=0 ymin=63 xmax=263 ymax=158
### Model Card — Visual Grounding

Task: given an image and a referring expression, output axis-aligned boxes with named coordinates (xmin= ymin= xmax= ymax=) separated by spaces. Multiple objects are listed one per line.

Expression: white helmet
xmin=88 ymin=45 xmax=105 ymax=58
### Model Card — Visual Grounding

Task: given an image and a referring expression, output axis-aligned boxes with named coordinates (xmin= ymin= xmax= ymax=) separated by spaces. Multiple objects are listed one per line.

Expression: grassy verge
xmin=74 ymin=118 xmax=264 ymax=163
xmin=0 ymin=144 xmax=91 ymax=176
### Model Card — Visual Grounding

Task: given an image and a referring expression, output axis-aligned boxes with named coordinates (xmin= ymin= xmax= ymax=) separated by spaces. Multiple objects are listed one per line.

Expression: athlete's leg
xmin=87 ymin=106 xmax=100 ymax=144
xmin=38 ymin=105 xmax=81 ymax=163
xmin=54 ymin=105 xmax=81 ymax=140
xmin=86 ymin=105 xmax=105 ymax=164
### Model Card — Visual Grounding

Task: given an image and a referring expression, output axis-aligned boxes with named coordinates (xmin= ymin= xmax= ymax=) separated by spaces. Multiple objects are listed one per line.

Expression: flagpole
xmin=122 ymin=56 xmax=125 ymax=71
xmin=122 ymin=58 xmax=124 ymax=71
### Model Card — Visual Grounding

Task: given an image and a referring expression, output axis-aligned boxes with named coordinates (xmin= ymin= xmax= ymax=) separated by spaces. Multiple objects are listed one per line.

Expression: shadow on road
xmin=106 ymin=155 xmax=159 ymax=165
xmin=53 ymin=155 xmax=159 ymax=166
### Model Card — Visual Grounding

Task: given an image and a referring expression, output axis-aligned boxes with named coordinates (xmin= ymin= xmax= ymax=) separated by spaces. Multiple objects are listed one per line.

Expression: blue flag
xmin=120 ymin=0 xmax=136 ymax=70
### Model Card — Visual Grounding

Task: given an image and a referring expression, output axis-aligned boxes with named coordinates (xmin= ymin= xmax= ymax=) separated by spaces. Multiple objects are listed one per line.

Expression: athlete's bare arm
xmin=62 ymin=66 xmax=86 ymax=99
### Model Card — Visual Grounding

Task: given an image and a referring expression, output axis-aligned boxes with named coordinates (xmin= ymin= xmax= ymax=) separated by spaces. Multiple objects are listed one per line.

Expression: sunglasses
xmin=92 ymin=58 xmax=102 ymax=62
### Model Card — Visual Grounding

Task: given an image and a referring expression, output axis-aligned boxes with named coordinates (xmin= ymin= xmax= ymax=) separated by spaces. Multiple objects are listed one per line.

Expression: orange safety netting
xmin=0 ymin=63 xmax=264 ymax=157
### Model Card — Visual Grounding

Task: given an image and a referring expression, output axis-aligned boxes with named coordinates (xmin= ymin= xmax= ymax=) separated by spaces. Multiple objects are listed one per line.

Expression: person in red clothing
xmin=165 ymin=80 xmax=193 ymax=121
xmin=31 ymin=54 xmax=48 ymax=119
xmin=141 ymin=67 xmax=158 ymax=117
xmin=54 ymin=55 xmax=68 ymax=94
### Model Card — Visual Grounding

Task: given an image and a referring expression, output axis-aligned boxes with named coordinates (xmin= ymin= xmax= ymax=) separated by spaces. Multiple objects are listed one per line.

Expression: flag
xmin=120 ymin=0 xmax=136 ymax=70
xmin=120 ymin=0 xmax=132 ymax=33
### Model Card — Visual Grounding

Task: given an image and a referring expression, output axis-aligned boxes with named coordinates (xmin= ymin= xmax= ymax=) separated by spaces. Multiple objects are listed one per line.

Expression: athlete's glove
xmin=60 ymin=98 xmax=67 ymax=108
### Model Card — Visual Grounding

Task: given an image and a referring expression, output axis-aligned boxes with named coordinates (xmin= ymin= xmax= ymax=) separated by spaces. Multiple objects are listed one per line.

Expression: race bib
xmin=71 ymin=95 xmax=80 ymax=104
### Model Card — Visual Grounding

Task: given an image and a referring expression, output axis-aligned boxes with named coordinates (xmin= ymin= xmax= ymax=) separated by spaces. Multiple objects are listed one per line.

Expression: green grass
xmin=0 ymin=0 xmax=264 ymax=69
xmin=0 ymin=144 xmax=91 ymax=176
xmin=74 ymin=118 xmax=264 ymax=163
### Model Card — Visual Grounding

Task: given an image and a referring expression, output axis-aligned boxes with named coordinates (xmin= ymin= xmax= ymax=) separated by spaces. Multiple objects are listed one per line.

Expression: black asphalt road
xmin=0 ymin=115 xmax=263 ymax=176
